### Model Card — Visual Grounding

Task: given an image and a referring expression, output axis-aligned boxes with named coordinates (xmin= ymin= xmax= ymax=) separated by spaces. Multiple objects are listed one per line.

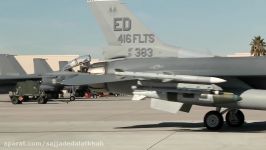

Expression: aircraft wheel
xmin=37 ymin=96 xmax=48 ymax=104
xmin=204 ymin=111 xmax=224 ymax=130
xmin=226 ymin=109 xmax=245 ymax=127
xmin=70 ymin=96 xmax=76 ymax=101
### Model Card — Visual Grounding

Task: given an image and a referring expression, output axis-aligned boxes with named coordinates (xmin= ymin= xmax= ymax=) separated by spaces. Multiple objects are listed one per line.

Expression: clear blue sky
xmin=0 ymin=0 xmax=266 ymax=58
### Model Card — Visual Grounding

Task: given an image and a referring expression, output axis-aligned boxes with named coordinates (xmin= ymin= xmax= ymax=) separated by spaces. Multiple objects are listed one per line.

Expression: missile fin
xmin=150 ymin=98 xmax=183 ymax=114
xmin=132 ymin=95 xmax=146 ymax=101
xmin=179 ymin=104 xmax=193 ymax=113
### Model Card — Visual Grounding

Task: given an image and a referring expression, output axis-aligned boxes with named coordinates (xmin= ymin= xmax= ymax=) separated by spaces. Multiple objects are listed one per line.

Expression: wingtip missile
xmin=209 ymin=77 xmax=226 ymax=84
xmin=114 ymin=70 xmax=227 ymax=84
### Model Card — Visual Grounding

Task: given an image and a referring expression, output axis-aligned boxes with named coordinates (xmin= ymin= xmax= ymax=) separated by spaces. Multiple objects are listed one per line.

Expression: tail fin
xmin=59 ymin=61 xmax=68 ymax=71
xmin=33 ymin=58 xmax=53 ymax=75
xmin=0 ymin=54 xmax=27 ymax=76
xmin=88 ymin=0 xmax=180 ymax=59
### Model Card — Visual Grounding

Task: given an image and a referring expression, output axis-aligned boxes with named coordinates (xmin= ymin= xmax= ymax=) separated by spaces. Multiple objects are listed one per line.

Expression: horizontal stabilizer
xmin=150 ymin=98 xmax=184 ymax=114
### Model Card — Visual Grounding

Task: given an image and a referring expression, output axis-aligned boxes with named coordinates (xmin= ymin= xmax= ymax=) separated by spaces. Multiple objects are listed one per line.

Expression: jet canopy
xmin=63 ymin=55 xmax=91 ymax=72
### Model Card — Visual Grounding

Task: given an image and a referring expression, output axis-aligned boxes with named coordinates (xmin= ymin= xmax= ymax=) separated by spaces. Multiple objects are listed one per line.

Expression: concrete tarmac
xmin=0 ymin=94 xmax=266 ymax=150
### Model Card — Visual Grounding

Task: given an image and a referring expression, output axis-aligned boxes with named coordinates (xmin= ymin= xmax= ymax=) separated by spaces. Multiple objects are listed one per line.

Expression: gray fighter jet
xmin=0 ymin=55 xmax=90 ymax=101
xmin=63 ymin=0 xmax=266 ymax=130
xmin=33 ymin=56 xmax=92 ymax=100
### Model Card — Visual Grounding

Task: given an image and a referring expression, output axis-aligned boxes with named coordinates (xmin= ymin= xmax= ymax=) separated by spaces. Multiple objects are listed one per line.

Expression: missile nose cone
xmin=209 ymin=77 xmax=226 ymax=83
xmin=234 ymin=95 xmax=242 ymax=102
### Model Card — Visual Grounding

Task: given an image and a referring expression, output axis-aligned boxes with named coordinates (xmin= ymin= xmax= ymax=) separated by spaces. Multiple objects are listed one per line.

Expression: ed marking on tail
xmin=114 ymin=17 xmax=155 ymax=57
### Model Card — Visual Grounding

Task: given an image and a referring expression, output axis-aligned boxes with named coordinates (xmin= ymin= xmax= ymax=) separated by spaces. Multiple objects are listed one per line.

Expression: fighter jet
xmin=0 ymin=55 xmax=91 ymax=101
xmin=62 ymin=0 xmax=266 ymax=130
xmin=33 ymin=56 xmax=92 ymax=100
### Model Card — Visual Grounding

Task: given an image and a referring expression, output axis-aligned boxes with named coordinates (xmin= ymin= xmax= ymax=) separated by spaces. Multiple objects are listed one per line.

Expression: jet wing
xmin=61 ymin=74 xmax=134 ymax=86
xmin=0 ymin=75 xmax=41 ymax=81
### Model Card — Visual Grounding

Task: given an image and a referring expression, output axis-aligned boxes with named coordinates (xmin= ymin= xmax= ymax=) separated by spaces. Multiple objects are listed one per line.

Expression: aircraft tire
xmin=204 ymin=111 xmax=224 ymax=130
xmin=226 ymin=109 xmax=245 ymax=127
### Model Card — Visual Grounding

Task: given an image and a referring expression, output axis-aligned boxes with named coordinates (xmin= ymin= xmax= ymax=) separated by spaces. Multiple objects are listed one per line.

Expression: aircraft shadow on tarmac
xmin=116 ymin=121 xmax=266 ymax=133
xmin=2 ymin=122 xmax=266 ymax=134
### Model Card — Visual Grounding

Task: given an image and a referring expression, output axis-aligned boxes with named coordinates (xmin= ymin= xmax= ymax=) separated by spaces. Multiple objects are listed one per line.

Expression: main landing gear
xmin=204 ymin=108 xmax=245 ymax=130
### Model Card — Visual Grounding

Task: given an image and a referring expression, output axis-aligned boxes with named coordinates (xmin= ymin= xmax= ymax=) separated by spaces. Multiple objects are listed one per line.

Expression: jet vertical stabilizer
xmin=59 ymin=61 xmax=68 ymax=71
xmin=88 ymin=0 xmax=182 ymax=59
xmin=88 ymin=0 xmax=212 ymax=59
xmin=0 ymin=54 xmax=27 ymax=76
xmin=33 ymin=58 xmax=53 ymax=75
